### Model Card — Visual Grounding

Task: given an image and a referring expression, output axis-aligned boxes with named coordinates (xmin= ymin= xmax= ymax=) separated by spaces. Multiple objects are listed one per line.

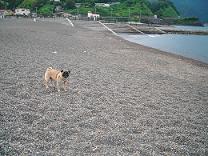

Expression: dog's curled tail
xmin=47 ymin=67 xmax=53 ymax=71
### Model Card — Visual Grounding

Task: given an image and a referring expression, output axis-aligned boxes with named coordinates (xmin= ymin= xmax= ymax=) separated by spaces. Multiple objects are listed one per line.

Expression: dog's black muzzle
xmin=62 ymin=71 xmax=70 ymax=78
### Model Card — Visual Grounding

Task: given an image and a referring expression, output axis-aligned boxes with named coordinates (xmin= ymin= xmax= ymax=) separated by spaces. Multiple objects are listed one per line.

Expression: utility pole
xmin=77 ymin=8 xmax=79 ymax=16
xmin=128 ymin=8 xmax=130 ymax=20
xmin=75 ymin=3 xmax=80 ymax=17
xmin=139 ymin=2 xmax=143 ymax=23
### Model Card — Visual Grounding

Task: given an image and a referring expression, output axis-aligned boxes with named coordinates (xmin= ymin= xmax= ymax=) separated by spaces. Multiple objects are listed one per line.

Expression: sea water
xmin=119 ymin=26 xmax=208 ymax=64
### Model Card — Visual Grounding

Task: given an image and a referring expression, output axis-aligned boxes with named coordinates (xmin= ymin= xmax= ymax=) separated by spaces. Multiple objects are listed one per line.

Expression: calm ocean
xmin=119 ymin=26 xmax=208 ymax=64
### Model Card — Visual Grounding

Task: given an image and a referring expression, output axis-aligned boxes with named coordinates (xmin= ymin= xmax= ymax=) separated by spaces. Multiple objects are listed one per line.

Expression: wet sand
xmin=0 ymin=18 xmax=208 ymax=155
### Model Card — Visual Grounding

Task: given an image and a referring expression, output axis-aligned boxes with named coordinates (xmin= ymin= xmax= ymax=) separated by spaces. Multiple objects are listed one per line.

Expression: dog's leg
xmin=56 ymin=80 xmax=61 ymax=92
xmin=63 ymin=80 xmax=69 ymax=91
xmin=44 ymin=71 xmax=51 ymax=89
xmin=44 ymin=78 xmax=49 ymax=89
xmin=50 ymin=79 xmax=55 ymax=88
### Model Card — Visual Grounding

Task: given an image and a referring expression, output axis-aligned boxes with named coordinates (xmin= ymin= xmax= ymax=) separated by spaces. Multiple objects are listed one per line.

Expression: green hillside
xmin=1 ymin=0 xmax=179 ymax=18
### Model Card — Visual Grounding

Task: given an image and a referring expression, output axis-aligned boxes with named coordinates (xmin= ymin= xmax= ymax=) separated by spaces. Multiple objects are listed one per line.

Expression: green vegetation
xmin=175 ymin=17 xmax=200 ymax=25
xmin=39 ymin=4 xmax=54 ymax=16
xmin=18 ymin=0 xmax=37 ymax=9
xmin=1 ymin=0 xmax=179 ymax=18
xmin=157 ymin=6 xmax=178 ymax=17
xmin=0 ymin=0 xmax=202 ymax=26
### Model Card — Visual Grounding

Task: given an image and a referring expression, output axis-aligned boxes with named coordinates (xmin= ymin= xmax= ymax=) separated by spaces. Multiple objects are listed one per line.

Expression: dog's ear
xmin=61 ymin=70 xmax=63 ymax=73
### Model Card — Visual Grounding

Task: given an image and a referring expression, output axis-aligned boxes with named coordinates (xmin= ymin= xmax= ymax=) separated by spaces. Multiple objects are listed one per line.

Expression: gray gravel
xmin=0 ymin=18 xmax=208 ymax=156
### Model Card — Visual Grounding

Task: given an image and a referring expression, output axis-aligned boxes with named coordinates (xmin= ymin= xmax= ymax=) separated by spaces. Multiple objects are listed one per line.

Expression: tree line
xmin=0 ymin=0 xmax=179 ymax=18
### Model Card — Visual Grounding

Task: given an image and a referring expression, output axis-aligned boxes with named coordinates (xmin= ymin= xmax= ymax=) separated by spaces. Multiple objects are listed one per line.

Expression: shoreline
xmin=98 ymin=19 xmax=208 ymax=67
xmin=98 ymin=20 xmax=208 ymax=67
xmin=118 ymin=35 xmax=208 ymax=68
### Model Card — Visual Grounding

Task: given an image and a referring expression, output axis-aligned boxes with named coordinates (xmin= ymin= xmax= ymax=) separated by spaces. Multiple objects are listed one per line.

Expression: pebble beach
xmin=0 ymin=18 xmax=208 ymax=155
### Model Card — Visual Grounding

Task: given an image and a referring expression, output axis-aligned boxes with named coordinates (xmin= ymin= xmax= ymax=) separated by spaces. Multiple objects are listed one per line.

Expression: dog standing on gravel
xmin=44 ymin=67 xmax=70 ymax=92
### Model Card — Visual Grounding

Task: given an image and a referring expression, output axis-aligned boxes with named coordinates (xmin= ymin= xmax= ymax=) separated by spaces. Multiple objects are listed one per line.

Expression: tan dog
xmin=44 ymin=67 xmax=70 ymax=92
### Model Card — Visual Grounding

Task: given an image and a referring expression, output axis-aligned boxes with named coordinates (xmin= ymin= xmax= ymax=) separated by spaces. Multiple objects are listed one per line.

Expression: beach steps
xmin=159 ymin=27 xmax=208 ymax=35
xmin=101 ymin=22 xmax=208 ymax=35
xmin=103 ymin=23 xmax=141 ymax=33
xmin=132 ymin=25 xmax=166 ymax=34
xmin=103 ymin=23 xmax=167 ymax=34
xmin=74 ymin=20 xmax=108 ymax=32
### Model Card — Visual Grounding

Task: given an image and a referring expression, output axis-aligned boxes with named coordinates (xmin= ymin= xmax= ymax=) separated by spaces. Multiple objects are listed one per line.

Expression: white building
xmin=88 ymin=11 xmax=100 ymax=21
xmin=50 ymin=0 xmax=60 ymax=2
xmin=15 ymin=8 xmax=30 ymax=16
xmin=95 ymin=3 xmax=110 ymax=7
xmin=0 ymin=10 xmax=5 ymax=18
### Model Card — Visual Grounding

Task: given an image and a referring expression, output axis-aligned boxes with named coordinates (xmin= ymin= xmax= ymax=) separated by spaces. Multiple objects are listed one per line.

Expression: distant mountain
xmin=147 ymin=0 xmax=179 ymax=17
xmin=170 ymin=0 xmax=208 ymax=22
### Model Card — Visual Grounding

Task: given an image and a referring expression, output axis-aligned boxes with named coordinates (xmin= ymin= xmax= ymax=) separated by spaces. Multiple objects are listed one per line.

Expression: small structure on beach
xmin=0 ymin=10 xmax=14 ymax=18
xmin=0 ymin=10 xmax=5 ymax=18
xmin=15 ymin=8 xmax=30 ymax=16
xmin=88 ymin=11 xmax=100 ymax=21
